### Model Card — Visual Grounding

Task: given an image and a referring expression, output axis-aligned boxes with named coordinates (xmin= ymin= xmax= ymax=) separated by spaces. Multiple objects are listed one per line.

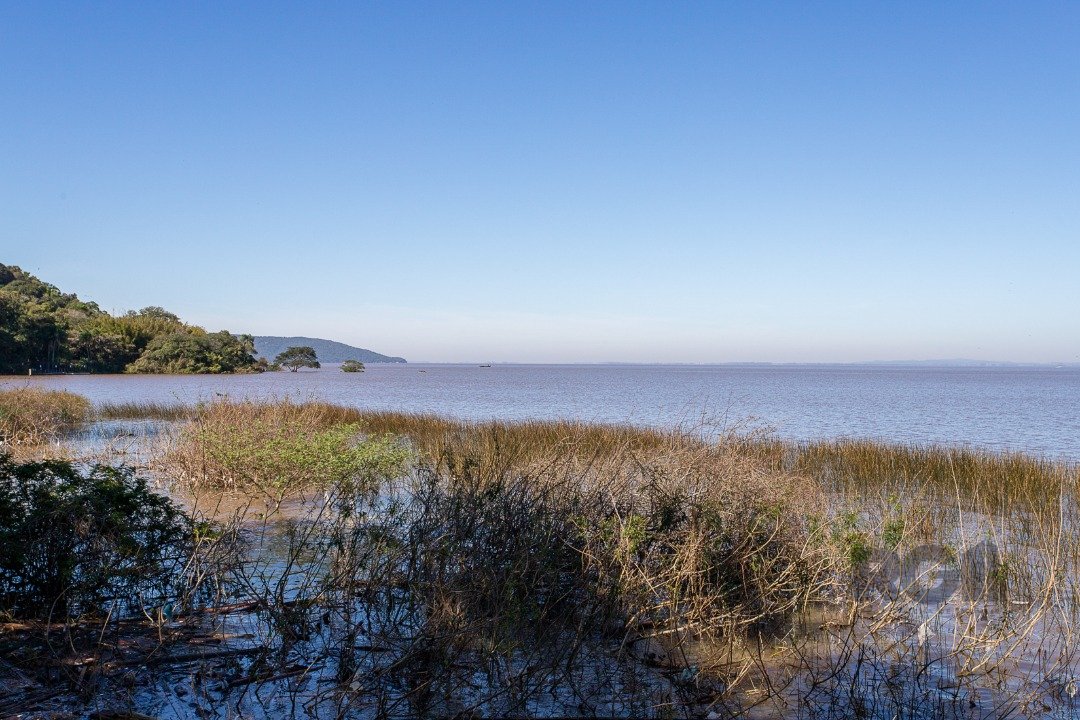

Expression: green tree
xmin=66 ymin=330 xmax=137 ymax=373
xmin=340 ymin=359 xmax=365 ymax=372
xmin=274 ymin=346 xmax=320 ymax=372
xmin=0 ymin=293 xmax=66 ymax=374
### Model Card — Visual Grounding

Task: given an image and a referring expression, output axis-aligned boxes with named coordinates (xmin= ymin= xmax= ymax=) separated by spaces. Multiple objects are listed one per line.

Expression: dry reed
xmin=96 ymin=400 xmax=193 ymax=421
xmin=0 ymin=387 xmax=90 ymax=446
xmin=10 ymin=395 xmax=1078 ymax=717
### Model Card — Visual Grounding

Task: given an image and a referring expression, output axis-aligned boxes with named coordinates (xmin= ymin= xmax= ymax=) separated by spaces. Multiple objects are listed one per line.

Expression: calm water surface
xmin=5 ymin=364 xmax=1079 ymax=461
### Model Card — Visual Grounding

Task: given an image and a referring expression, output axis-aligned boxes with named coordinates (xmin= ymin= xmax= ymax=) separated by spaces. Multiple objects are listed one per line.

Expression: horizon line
xmin=379 ymin=359 xmax=1080 ymax=367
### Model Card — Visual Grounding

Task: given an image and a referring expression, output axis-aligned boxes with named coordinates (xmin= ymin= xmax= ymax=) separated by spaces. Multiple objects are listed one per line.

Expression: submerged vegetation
xmin=0 ymin=262 xmax=263 ymax=374
xmin=341 ymin=358 xmax=365 ymax=372
xmin=1 ymin=395 xmax=1079 ymax=718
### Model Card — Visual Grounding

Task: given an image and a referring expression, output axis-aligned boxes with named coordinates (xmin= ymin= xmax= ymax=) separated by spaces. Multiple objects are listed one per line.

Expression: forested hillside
xmin=0 ymin=263 xmax=263 ymax=374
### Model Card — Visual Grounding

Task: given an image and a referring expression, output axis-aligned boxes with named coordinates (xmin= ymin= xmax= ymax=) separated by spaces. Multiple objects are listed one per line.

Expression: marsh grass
xmin=111 ymin=398 xmax=1078 ymax=512
xmin=776 ymin=439 xmax=1074 ymax=516
xmin=8 ymin=395 xmax=1079 ymax=717
xmin=146 ymin=400 xmax=847 ymax=714
xmin=300 ymin=411 xmax=1080 ymax=516
xmin=166 ymin=399 xmax=411 ymax=499
xmin=270 ymin=407 xmax=1079 ymax=717
xmin=218 ymin=414 xmax=842 ymax=717
xmin=96 ymin=400 xmax=193 ymax=421
xmin=0 ymin=387 xmax=90 ymax=447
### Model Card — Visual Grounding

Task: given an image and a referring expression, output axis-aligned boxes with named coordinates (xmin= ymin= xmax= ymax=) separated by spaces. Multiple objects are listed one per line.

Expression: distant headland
xmin=253 ymin=337 xmax=406 ymax=364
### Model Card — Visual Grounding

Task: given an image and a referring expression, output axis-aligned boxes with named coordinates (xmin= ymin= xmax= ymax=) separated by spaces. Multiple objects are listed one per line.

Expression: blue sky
xmin=2 ymin=2 xmax=1078 ymax=363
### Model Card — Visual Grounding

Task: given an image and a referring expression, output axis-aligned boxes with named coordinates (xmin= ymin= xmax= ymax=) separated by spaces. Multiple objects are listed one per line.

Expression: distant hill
xmin=254 ymin=336 xmax=406 ymax=364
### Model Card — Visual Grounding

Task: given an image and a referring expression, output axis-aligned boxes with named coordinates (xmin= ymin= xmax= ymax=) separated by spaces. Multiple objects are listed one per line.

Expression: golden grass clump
xmin=0 ymin=387 xmax=91 ymax=446
xmin=582 ymin=439 xmax=836 ymax=636
xmin=356 ymin=411 xmax=682 ymax=470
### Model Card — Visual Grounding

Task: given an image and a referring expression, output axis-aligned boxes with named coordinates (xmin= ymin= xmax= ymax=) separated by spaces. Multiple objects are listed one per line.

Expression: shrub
xmin=337 ymin=425 xmax=840 ymax=713
xmin=0 ymin=388 xmax=90 ymax=446
xmin=169 ymin=399 xmax=410 ymax=496
xmin=0 ymin=454 xmax=192 ymax=619
xmin=341 ymin=359 xmax=365 ymax=372
xmin=579 ymin=444 xmax=836 ymax=634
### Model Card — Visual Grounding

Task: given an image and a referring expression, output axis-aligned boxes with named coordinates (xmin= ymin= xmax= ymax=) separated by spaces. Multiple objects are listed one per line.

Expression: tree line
xmin=0 ymin=263 xmax=264 ymax=374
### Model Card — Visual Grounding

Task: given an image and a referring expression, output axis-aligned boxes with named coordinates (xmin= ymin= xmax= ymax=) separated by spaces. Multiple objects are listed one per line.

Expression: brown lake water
xmin=4 ymin=363 xmax=1079 ymax=461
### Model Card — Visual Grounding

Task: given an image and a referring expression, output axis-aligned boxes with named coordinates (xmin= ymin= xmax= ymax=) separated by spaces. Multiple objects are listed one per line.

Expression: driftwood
xmin=116 ymin=646 xmax=265 ymax=668
xmin=225 ymin=663 xmax=322 ymax=689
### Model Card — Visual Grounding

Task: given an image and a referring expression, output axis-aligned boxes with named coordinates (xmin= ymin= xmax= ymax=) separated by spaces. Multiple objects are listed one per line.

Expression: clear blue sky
xmin=2 ymin=2 xmax=1078 ymax=363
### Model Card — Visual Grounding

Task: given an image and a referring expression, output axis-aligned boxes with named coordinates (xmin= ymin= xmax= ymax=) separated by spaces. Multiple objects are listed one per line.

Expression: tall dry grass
xmin=20 ymin=396 xmax=1078 ymax=716
xmin=0 ymin=387 xmax=90 ymax=446
xmin=780 ymin=439 xmax=1073 ymax=515
xmin=109 ymin=397 xmax=1076 ymax=513
xmin=96 ymin=400 xmax=193 ymax=421
xmin=229 ymin=405 xmax=1078 ymax=716
xmin=742 ymin=438 xmax=1080 ymax=719
xmin=154 ymin=399 xmax=844 ymax=713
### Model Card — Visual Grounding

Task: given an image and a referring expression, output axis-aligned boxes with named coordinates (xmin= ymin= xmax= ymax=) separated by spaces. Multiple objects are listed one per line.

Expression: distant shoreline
xmin=3 ymin=360 xmax=1078 ymax=379
xmin=388 ymin=361 xmax=1080 ymax=369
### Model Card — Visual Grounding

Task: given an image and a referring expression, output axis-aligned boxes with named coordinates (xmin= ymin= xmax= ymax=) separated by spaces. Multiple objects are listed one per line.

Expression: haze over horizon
xmin=3 ymin=2 xmax=1078 ymax=364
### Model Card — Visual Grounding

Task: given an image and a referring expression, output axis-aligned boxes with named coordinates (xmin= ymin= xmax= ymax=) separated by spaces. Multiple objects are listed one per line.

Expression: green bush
xmin=126 ymin=330 xmax=263 ymax=374
xmin=0 ymin=454 xmax=192 ymax=619
xmin=341 ymin=359 xmax=365 ymax=372
xmin=170 ymin=400 xmax=411 ymax=495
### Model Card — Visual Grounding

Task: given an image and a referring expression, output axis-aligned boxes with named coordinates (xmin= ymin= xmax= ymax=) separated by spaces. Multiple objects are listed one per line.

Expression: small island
xmin=341 ymin=359 xmax=365 ymax=372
